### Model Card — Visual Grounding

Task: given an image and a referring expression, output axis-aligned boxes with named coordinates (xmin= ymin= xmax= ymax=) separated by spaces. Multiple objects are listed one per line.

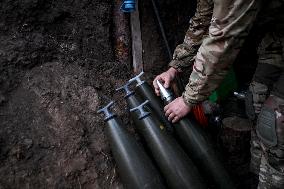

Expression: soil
xmin=0 ymin=0 xmax=132 ymax=188
xmin=0 ymin=0 xmax=256 ymax=188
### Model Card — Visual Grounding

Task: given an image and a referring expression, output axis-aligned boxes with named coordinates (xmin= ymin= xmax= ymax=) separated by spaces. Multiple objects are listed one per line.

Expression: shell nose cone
xmin=156 ymin=80 xmax=172 ymax=101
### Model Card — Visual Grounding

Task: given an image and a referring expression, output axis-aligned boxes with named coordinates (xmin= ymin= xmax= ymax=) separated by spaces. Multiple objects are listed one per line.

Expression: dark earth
xmin=0 ymin=0 xmax=256 ymax=188
xmin=0 ymin=0 xmax=131 ymax=188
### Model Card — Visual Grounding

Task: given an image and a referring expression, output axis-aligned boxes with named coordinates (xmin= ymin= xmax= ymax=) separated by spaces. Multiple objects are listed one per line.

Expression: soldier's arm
xmin=183 ymin=0 xmax=262 ymax=105
xmin=169 ymin=0 xmax=213 ymax=71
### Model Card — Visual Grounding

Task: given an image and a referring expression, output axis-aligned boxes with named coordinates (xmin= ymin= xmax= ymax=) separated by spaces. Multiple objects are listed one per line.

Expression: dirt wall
xmin=0 ymin=0 xmax=131 ymax=188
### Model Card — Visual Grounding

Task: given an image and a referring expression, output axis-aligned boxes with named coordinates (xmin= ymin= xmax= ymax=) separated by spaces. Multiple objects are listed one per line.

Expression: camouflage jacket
xmin=170 ymin=0 xmax=263 ymax=105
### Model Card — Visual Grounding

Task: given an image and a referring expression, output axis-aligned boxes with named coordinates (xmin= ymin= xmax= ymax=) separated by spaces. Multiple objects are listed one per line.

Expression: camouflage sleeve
xmin=183 ymin=0 xmax=262 ymax=105
xmin=169 ymin=0 xmax=213 ymax=72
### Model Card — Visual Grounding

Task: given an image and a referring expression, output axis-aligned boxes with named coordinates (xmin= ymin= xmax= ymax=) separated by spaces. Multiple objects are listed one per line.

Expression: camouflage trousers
xmin=251 ymin=124 xmax=284 ymax=189
xmin=249 ymin=31 xmax=284 ymax=188
xmin=258 ymin=150 xmax=284 ymax=188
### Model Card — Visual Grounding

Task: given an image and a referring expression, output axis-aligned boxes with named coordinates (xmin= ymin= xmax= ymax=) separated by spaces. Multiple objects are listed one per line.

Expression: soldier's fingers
xmin=164 ymin=104 xmax=169 ymax=112
xmin=153 ymin=77 xmax=159 ymax=89
xmin=153 ymin=77 xmax=162 ymax=96
xmin=168 ymin=113 xmax=175 ymax=121
xmin=165 ymin=109 xmax=171 ymax=117
xmin=172 ymin=116 xmax=179 ymax=123
xmin=163 ymin=77 xmax=170 ymax=88
xmin=154 ymin=88 xmax=160 ymax=96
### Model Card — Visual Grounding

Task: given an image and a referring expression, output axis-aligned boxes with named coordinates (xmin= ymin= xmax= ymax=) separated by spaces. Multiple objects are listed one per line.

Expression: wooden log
xmin=220 ymin=116 xmax=253 ymax=177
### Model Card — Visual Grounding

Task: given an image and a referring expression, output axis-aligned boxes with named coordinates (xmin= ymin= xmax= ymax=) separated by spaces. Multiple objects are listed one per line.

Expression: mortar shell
xmin=105 ymin=117 xmax=166 ymax=189
xmin=129 ymin=98 xmax=206 ymax=189
xmin=134 ymin=82 xmax=173 ymax=132
xmin=157 ymin=81 xmax=236 ymax=189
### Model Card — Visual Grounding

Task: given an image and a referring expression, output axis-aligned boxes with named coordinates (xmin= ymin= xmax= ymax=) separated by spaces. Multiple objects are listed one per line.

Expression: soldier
xmin=153 ymin=0 xmax=284 ymax=188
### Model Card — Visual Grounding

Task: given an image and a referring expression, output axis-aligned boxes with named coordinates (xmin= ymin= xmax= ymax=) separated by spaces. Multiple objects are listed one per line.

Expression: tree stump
xmin=220 ymin=116 xmax=253 ymax=178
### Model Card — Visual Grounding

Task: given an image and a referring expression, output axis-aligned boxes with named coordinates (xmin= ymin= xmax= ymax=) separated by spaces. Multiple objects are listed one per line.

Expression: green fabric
xmin=209 ymin=68 xmax=237 ymax=102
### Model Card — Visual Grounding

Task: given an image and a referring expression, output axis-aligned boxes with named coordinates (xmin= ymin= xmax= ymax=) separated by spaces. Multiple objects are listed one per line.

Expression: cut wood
xmin=130 ymin=0 xmax=143 ymax=73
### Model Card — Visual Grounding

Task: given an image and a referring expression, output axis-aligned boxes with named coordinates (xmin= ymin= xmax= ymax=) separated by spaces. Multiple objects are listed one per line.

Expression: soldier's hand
xmin=153 ymin=67 xmax=178 ymax=96
xmin=164 ymin=97 xmax=191 ymax=123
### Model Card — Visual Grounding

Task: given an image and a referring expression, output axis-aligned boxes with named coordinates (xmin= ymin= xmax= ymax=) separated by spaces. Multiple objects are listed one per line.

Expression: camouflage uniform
xmin=169 ymin=0 xmax=284 ymax=188
xmin=251 ymin=31 xmax=284 ymax=188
